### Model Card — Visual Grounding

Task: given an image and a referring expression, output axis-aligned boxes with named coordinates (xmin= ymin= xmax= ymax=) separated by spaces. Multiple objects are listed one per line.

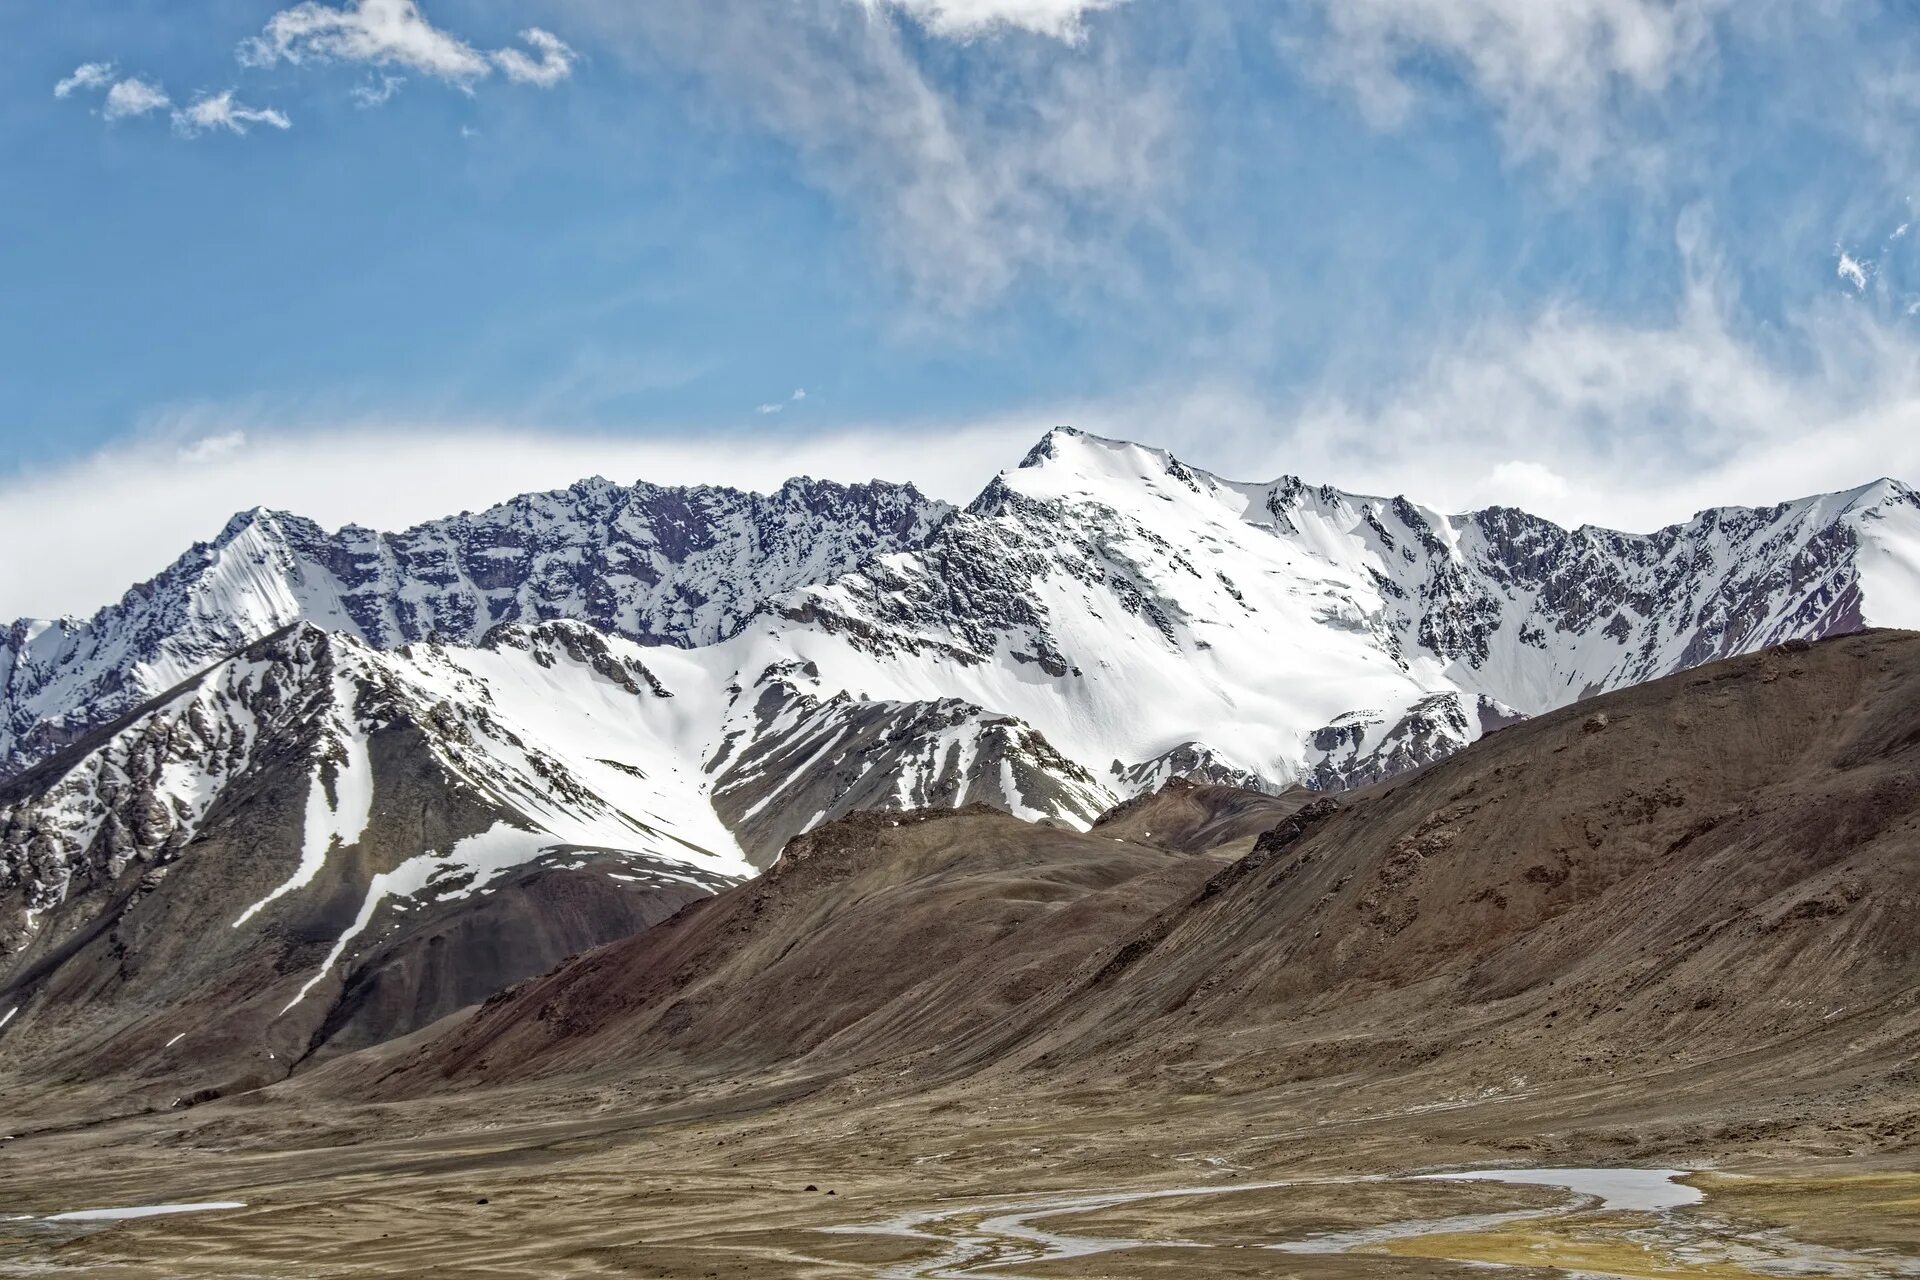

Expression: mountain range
xmin=3 ymin=427 xmax=1918 ymax=1089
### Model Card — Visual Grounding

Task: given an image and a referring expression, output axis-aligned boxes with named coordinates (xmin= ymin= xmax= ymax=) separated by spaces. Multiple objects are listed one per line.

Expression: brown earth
xmin=3 ymin=631 xmax=1920 ymax=1275
xmin=1088 ymin=776 xmax=1312 ymax=853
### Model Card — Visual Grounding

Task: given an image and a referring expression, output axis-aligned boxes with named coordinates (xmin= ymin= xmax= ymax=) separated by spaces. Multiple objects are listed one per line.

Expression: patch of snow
xmin=1413 ymin=1167 xmax=1704 ymax=1212
xmin=43 ymin=1202 xmax=246 ymax=1223
xmin=234 ymin=672 xmax=373 ymax=927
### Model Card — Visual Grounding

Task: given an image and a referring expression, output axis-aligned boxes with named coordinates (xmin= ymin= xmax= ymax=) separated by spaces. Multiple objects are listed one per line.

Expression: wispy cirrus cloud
xmin=351 ymin=75 xmax=404 ymax=107
xmin=1143 ymin=259 xmax=1920 ymax=534
xmin=757 ymin=388 xmax=809 ymax=415
xmin=240 ymin=0 xmax=491 ymax=81
xmin=491 ymin=28 xmax=577 ymax=87
xmin=1277 ymin=0 xmax=1730 ymax=170
xmin=564 ymin=0 xmax=1177 ymax=310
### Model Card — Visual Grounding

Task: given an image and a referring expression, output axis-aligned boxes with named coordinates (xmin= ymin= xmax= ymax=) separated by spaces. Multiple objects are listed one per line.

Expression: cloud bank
xmin=12 ymin=264 xmax=1920 ymax=622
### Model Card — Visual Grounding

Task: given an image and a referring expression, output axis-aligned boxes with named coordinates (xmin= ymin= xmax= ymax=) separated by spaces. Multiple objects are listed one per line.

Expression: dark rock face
xmin=1111 ymin=743 xmax=1277 ymax=796
xmin=707 ymin=669 xmax=1111 ymax=866
xmin=1249 ymin=796 xmax=1341 ymax=857
xmin=0 ymin=625 xmax=338 ymax=945
xmin=297 ymin=477 xmax=948 ymax=650
xmin=0 ymin=622 xmax=743 ymax=1098
xmin=309 ymin=857 xmax=725 ymax=1059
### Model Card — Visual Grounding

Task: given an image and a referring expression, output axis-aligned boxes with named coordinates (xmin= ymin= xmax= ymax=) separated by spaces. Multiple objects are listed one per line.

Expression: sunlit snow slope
xmin=5 ymin=426 xmax=1919 ymax=883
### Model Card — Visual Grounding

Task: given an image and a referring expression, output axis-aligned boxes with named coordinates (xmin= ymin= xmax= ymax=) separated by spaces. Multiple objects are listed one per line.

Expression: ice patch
xmin=1412 ymin=1167 xmax=1703 ymax=1212
xmin=43 ymin=1202 xmax=245 ymax=1222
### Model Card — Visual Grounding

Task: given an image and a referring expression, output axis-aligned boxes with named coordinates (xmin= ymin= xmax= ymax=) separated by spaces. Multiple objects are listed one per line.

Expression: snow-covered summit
xmin=3 ymin=427 xmax=1918 ymax=818
xmin=0 ymin=474 xmax=950 ymax=777
xmin=5 ymin=427 xmax=1917 ymax=1090
xmin=753 ymin=426 xmax=1920 ymax=799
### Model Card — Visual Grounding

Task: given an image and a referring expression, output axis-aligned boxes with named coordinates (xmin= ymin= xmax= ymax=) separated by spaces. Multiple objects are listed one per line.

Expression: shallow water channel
xmin=823 ymin=1166 xmax=1920 ymax=1279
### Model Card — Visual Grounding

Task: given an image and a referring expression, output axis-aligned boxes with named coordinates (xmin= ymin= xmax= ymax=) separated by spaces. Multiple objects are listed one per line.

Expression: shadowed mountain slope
xmin=393 ymin=807 xmax=1226 ymax=1088
xmin=388 ymin=631 xmax=1920 ymax=1133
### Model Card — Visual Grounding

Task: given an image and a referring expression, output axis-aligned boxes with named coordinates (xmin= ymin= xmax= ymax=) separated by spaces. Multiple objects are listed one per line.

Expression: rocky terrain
xmin=385 ymin=630 xmax=1920 ymax=1124
xmin=3 ymin=431 xmax=1919 ymax=1126
xmin=5 ymin=431 xmax=1918 ymax=1031
xmin=0 ymin=476 xmax=951 ymax=778
xmin=1 ymin=631 xmax=1918 ymax=1277
xmin=0 ymin=620 xmax=744 ymax=1104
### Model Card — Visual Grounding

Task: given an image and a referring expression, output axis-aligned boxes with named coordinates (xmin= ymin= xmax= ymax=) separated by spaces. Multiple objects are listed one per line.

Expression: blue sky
xmin=8 ymin=0 xmax=1920 ymax=615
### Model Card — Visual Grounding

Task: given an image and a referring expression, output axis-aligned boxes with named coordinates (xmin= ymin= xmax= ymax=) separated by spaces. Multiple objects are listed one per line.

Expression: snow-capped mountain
xmin=2 ymin=619 xmax=749 ymax=941
xmin=726 ymin=428 xmax=1920 ymax=804
xmin=9 ymin=428 xmax=1920 ymax=818
xmin=0 ymin=619 xmax=745 ymax=1086
xmin=0 ymin=475 xmax=948 ymax=778
xmin=5 ymin=426 xmax=1920 ymax=1081
xmin=706 ymin=661 xmax=1114 ymax=860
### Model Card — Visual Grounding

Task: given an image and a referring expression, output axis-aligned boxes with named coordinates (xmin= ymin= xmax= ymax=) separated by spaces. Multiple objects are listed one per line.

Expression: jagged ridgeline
xmin=1 ymin=428 xmax=1916 ymax=1089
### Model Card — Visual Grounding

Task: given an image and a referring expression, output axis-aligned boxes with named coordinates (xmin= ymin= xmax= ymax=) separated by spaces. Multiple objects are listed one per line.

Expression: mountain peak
xmin=1009 ymin=426 xmax=1209 ymax=497
xmin=211 ymin=504 xmax=295 ymax=544
xmin=1016 ymin=424 xmax=1083 ymax=469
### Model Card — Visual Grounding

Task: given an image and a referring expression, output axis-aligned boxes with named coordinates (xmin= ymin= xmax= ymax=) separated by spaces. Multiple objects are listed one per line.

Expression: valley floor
xmin=3 ymin=1057 xmax=1917 ymax=1279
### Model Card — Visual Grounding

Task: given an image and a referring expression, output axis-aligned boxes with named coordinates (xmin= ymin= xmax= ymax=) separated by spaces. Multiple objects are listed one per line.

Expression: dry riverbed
xmin=3 ymin=1067 xmax=1918 ymax=1278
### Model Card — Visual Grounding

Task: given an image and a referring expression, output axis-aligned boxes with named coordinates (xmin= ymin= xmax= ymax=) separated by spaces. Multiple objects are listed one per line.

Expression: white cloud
xmin=102 ymin=77 xmax=171 ymax=121
xmin=54 ymin=62 xmax=116 ymax=99
xmin=1483 ymin=460 xmax=1572 ymax=509
xmin=176 ymin=431 xmax=249 ymax=463
xmin=1837 ymin=250 xmax=1870 ymax=292
xmin=243 ymin=1 xmax=577 ymax=93
xmin=173 ymin=91 xmax=293 ymax=137
xmin=1281 ymin=0 xmax=1727 ymax=169
xmin=1075 ymin=283 xmax=1920 ymax=535
xmin=492 ymin=28 xmax=576 ymax=87
xmin=242 ymin=0 xmax=489 ymax=81
xmin=872 ymin=0 xmax=1126 ymax=41
xmin=13 ymin=272 xmax=1920 ymax=620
